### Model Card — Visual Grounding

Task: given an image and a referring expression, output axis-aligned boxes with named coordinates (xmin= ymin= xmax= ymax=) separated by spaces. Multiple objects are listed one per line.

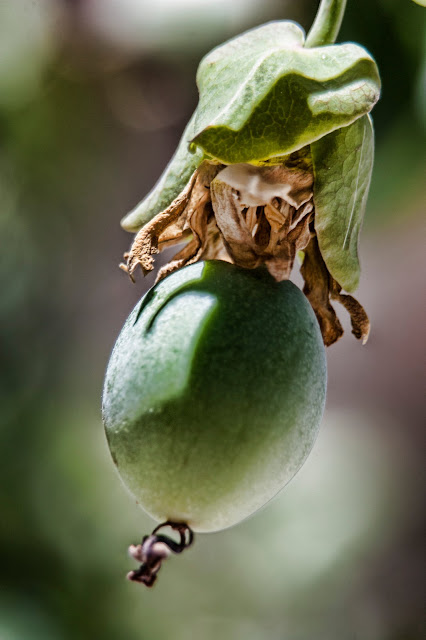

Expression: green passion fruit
xmin=102 ymin=260 xmax=326 ymax=534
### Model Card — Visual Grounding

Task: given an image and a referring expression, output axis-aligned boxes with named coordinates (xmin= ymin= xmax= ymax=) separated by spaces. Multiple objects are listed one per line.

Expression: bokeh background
xmin=1 ymin=0 xmax=425 ymax=638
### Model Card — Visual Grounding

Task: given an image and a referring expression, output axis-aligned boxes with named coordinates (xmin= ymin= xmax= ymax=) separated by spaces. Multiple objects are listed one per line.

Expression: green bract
xmin=311 ymin=114 xmax=374 ymax=292
xmin=192 ymin=22 xmax=378 ymax=164
xmin=103 ymin=261 xmax=326 ymax=532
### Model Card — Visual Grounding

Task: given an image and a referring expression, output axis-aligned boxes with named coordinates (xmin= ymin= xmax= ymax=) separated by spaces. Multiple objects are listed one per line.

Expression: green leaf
xmin=121 ymin=112 xmax=204 ymax=232
xmin=191 ymin=21 xmax=380 ymax=164
xmin=311 ymin=114 xmax=374 ymax=293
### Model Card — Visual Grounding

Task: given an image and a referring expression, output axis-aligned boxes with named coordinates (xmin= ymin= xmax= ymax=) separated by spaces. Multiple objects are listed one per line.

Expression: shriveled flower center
xmin=210 ymin=161 xmax=313 ymax=281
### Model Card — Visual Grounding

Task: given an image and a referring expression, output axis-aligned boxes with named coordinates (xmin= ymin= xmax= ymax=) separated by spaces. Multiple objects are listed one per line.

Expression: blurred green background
xmin=0 ymin=0 xmax=425 ymax=638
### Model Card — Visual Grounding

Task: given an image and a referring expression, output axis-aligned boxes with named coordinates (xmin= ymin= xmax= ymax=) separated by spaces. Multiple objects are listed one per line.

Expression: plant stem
xmin=305 ymin=0 xmax=347 ymax=47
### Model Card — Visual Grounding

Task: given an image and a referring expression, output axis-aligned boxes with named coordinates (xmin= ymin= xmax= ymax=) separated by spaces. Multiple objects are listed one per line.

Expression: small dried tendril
xmin=127 ymin=521 xmax=194 ymax=587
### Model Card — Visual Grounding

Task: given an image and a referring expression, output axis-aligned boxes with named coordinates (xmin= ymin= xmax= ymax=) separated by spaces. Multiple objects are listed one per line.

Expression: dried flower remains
xmin=121 ymin=151 xmax=369 ymax=347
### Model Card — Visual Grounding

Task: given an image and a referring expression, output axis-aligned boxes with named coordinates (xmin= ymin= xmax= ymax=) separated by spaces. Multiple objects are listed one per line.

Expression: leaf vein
xmin=342 ymin=120 xmax=366 ymax=250
xmin=210 ymin=48 xmax=283 ymax=127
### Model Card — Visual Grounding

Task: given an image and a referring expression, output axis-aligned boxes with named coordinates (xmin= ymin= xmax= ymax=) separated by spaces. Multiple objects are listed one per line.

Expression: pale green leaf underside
xmin=312 ymin=114 xmax=374 ymax=293
xmin=121 ymin=113 xmax=203 ymax=232
xmin=193 ymin=21 xmax=380 ymax=164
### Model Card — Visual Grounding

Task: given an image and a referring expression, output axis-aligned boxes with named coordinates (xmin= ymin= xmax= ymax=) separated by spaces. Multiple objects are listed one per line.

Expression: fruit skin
xmin=102 ymin=261 xmax=326 ymax=533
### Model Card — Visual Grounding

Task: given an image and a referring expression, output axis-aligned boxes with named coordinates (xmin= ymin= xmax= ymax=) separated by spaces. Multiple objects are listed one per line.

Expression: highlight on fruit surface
xmin=103 ymin=260 xmax=327 ymax=584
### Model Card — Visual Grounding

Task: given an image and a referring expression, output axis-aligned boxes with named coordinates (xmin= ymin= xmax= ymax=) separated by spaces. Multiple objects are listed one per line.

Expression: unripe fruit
xmin=103 ymin=261 xmax=326 ymax=533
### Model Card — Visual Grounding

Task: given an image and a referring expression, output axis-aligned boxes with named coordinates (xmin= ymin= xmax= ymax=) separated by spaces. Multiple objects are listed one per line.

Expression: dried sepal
xmin=121 ymin=169 xmax=200 ymax=279
xmin=301 ymin=235 xmax=369 ymax=346
xmin=122 ymin=161 xmax=226 ymax=280
xmin=330 ymin=282 xmax=370 ymax=345
xmin=300 ymin=234 xmax=344 ymax=346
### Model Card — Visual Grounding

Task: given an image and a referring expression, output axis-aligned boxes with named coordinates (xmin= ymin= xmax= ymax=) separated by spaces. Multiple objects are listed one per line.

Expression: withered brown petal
xmin=156 ymin=237 xmax=201 ymax=282
xmin=301 ymin=235 xmax=344 ymax=346
xmin=331 ymin=282 xmax=370 ymax=344
xmin=265 ymin=209 xmax=313 ymax=281
xmin=125 ymin=161 xmax=222 ymax=279
xmin=125 ymin=170 xmax=198 ymax=277
xmin=211 ymin=179 xmax=262 ymax=269
xmin=157 ymin=219 xmax=189 ymax=248
xmin=301 ymin=235 xmax=370 ymax=346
